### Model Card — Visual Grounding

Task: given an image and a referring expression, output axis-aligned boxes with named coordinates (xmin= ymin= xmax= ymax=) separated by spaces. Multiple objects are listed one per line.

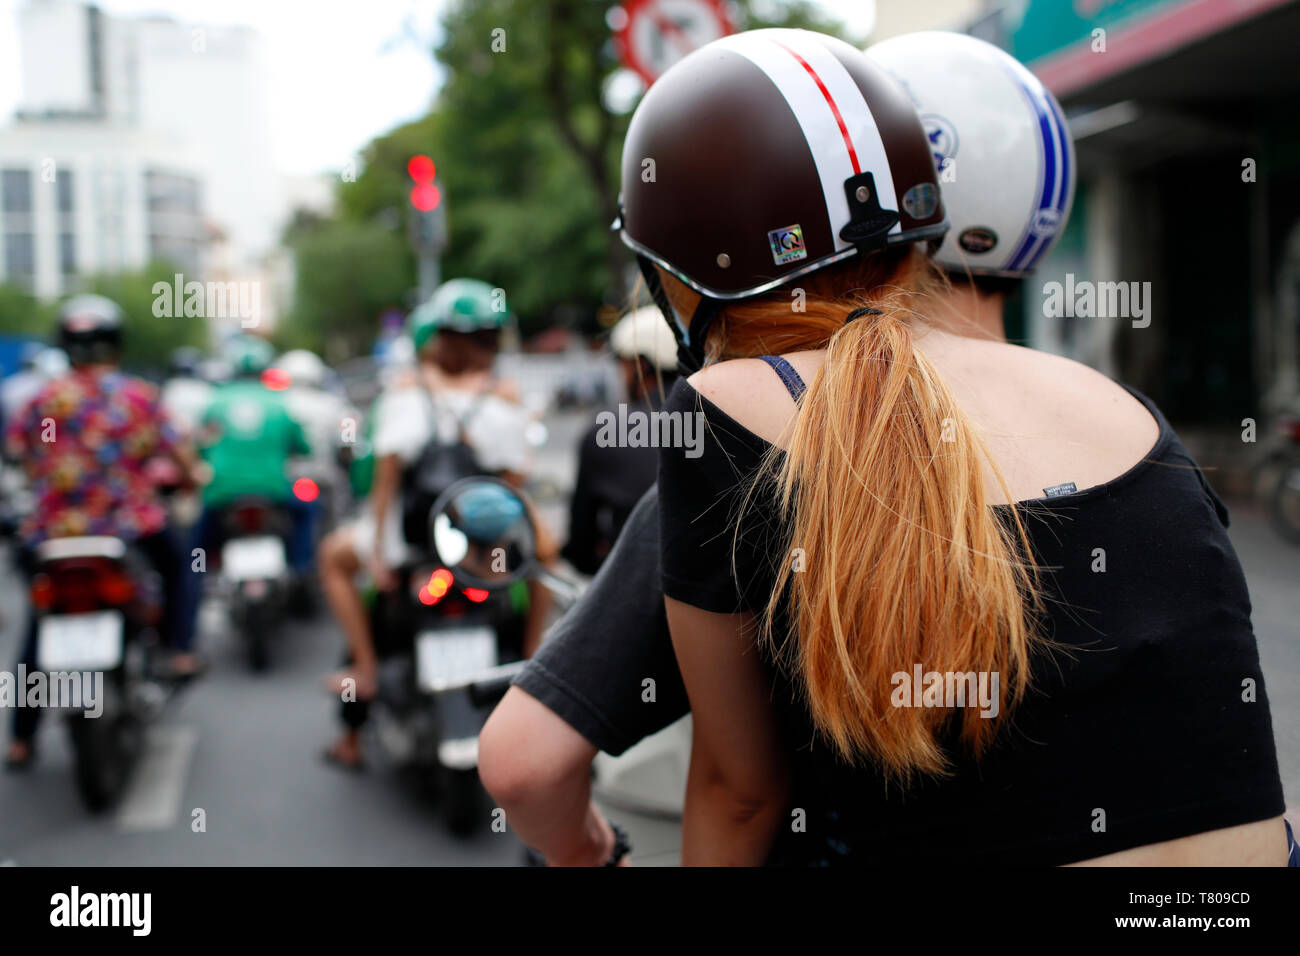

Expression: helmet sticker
xmin=1030 ymin=208 xmax=1062 ymax=237
xmin=921 ymin=114 xmax=957 ymax=170
xmin=768 ymin=224 xmax=808 ymax=266
xmin=901 ymin=183 xmax=938 ymax=220
xmin=958 ymin=227 xmax=998 ymax=254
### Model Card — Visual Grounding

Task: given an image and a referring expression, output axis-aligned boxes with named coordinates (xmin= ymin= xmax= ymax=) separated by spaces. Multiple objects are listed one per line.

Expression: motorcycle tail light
xmin=293 ymin=477 xmax=319 ymax=502
xmin=30 ymin=573 xmax=54 ymax=611
xmin=99 ymin=571 xmax=135 ymax=606
xmin=426 ymin=568 xmax=453 ymax=601
xmin=235 ymin=506 xmax=267 ymax=533
xmin=462 ymin=587 xmax=489 ymax=603
xmin=49 ymin=566 xmax=101 ymax=614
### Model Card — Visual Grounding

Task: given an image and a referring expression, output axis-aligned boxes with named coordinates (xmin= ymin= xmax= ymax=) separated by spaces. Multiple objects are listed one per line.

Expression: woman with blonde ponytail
xmin=626 ymin=29 xmax=1286 ymax=866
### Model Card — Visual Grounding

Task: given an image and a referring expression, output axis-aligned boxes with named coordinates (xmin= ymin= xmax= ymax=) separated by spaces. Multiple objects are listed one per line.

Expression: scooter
xmin=213 ymin=496 xmax=293 ymax=670
xmin=27 ymin=536 xmax=175 ymax=811
xmin=365 ymin=476 xmax=578 ymax=834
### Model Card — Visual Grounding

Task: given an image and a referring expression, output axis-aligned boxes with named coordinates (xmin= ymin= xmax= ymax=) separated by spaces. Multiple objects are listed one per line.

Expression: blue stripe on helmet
xmin=1003 ymin=61 xmax=1070 ymax=274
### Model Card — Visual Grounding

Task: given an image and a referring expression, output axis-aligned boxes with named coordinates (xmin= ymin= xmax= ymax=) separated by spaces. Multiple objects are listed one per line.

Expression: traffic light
xmin=407 ymin=154 xmax=446 ymax=252
xmin=408 ymin=154 xmax=440 ymax=212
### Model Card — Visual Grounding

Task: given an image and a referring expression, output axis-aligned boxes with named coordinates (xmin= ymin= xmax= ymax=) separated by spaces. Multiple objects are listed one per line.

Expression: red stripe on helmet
xmin=773 ymin=40 xmax=861 ymax=175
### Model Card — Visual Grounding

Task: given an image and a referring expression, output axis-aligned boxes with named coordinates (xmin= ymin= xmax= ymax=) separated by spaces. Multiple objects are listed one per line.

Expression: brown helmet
xmin=617 ymin=28 xmax=947 ymax=369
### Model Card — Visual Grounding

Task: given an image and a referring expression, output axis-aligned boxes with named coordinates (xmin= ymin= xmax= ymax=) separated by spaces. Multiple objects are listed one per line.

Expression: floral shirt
xmin=4 ymin=368 xmax=178 ymax=547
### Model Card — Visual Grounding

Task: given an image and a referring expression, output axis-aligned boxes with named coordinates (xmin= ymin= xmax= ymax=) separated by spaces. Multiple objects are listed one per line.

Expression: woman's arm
xmin=665 ymin=598 xmax=789 ymax=866
xmin=479 ymin=686 xmax=617 ymax=865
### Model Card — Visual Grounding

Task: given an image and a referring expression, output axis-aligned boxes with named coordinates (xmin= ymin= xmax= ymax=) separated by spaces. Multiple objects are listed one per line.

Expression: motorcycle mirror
xmin=428 ymin=477 xmax=537 ymax=591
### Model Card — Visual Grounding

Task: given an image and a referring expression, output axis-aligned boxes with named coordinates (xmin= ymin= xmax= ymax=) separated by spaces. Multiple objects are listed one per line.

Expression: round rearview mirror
xmin=429 ymin=477 xmax=537 ymax=591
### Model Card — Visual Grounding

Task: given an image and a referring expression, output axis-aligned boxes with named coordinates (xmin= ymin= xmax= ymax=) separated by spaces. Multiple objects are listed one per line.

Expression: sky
xmin=0 ymin=0 xmax=876 ymax=176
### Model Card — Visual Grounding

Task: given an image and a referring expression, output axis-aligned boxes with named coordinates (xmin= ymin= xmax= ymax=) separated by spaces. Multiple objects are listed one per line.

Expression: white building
xmin=0 ymin=0 xmax=288 ymax=309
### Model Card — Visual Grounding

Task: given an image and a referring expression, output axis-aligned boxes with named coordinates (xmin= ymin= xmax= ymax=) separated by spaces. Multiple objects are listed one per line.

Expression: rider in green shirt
xmin=194 ymin=337 xmax=314 ymax=569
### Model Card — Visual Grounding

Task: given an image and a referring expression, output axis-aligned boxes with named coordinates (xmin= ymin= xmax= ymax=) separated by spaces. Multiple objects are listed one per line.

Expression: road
xmin=0 ymin=401 xmax=1296 ymax=865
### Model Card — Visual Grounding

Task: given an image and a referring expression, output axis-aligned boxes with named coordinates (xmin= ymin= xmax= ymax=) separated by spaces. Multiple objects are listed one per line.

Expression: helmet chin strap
xmin=636 ymin=256 xmax=721 ymax=375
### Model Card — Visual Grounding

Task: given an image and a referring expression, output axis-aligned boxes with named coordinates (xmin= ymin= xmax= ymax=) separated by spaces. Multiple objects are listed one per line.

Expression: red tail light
xmin=234 ymin=505 xmax=267 ymax=534
xmin=462 ymin=587 xmax=489 ymax=603
xmin=261 ymin=368 xmax=291 ymax=390
xmin=33 ymin=559 xmax=137 ymax=613
xmin=45 ymin=567 xmax=102 ymax=613
xmin=99 ymin=571 xmax=134 ymax=605
xmin=30 ymin=573 xmax=54 ymax=611
xmin=293 ymin=478 xmax=319 ymax=502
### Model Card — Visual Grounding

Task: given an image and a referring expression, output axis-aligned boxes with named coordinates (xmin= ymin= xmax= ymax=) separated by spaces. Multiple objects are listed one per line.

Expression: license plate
xmin=415 ymin=627 xmax=497 ymax=692
xmin=37 ymin=611 xmax=124 ymax=671
xmin=223 ymin=536 xmax=287 ymax=581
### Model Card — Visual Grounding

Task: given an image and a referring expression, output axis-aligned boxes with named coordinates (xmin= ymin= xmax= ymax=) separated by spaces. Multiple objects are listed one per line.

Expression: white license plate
xmin=223 ymin=536 xmax=287 ymax=581
xmin=37 ymin=611 xmax=124 ymax=671
xmin=416 ymin=627 xmax=497 ymax=692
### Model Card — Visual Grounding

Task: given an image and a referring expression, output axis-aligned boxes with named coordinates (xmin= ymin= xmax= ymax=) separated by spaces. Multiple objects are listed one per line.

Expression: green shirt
xmin=199 ymin=381 xmax=311 ymax=506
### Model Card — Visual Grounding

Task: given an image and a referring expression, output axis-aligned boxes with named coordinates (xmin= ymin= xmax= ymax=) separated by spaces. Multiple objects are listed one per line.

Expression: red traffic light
xmin=410 ymin=182 xmax=441 ymax=211
xmin=408 ymin=155 xmax=435 ymax=182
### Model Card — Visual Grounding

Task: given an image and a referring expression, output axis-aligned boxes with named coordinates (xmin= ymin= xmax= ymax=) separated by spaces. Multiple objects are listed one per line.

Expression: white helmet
xmin=867 ymin=31 xmax=1075 ymax=278
xmin=275 ymin=348 xmax=327 ymax=388
xmin=609 ymin=306 xmax=679 ymax=372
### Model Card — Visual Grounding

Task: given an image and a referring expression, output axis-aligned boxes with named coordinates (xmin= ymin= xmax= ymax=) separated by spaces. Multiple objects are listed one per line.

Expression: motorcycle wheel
xmin=247 ymin=627 xmax=270 ymax=672
xmin=67 ymin=683 xmax=137 ymax=812
xmin=1269 ymin=466 xmax=1300 ymax=546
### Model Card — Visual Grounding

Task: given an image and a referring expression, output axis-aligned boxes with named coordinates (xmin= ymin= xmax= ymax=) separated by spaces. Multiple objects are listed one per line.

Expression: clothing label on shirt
xmin=1043 ymin=482 xmax=1078 ymax=498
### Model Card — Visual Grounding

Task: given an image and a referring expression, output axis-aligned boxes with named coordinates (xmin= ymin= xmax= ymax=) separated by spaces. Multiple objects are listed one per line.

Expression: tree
xmin=279 ymin=219 xmax=412 ymax=360
xmin=289 ymin=0 xmax=845 ymax=350
xmin=82 ymin=264 xmax=209 ymax=372
xmin=0 ymin=283 xmax=54 ymax=339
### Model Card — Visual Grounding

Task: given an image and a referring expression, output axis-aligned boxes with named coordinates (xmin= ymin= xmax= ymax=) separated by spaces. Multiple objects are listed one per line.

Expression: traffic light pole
xmin=418 ymin=252 xmax=441 ymax=304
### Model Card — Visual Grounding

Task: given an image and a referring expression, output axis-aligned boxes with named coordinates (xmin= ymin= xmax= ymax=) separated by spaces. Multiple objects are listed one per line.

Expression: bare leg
xmin=318 ymin=526 xmax=377 ymax=698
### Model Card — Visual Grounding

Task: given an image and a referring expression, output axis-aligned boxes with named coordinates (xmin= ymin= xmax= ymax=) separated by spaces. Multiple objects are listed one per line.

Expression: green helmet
xmin=228 ymin=336 xmax=274 ymax=377
xmin=409 ymin=279 xmax=507 ymax=352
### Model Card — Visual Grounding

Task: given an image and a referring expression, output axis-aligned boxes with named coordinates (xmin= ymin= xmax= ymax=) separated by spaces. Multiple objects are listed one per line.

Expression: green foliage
xmin=0 ymin=266 xmax=206 ymax=373
xmin=288 ymin=0 xmax=847 ymax=351
xmin=278 ymin=219 xmax=411 ymax=361
xmin=81 ymin=264 xmax=209 ymax=372
xmin=0 ymin=283 xmax=54 ymax=339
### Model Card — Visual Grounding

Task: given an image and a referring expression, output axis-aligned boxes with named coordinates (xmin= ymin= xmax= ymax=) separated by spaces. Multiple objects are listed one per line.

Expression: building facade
xmin=0 ymin=0 xmax=286 ymax=313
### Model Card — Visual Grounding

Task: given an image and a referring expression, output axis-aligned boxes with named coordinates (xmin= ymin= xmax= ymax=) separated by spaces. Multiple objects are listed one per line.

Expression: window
xmin=1 ymin=169 xmax=32 ymax=214
xmin=4 ymin=233 xmax=36 ymax=290
xmin=57 ymin=170 xmax=75 ymax=214
xmin=59 ymin=233 xmax=77 ymax=275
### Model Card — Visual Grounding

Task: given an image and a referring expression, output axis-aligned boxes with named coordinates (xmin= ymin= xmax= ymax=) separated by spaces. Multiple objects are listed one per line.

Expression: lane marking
xmin=115 ymin=725 xmax=198 ymax=833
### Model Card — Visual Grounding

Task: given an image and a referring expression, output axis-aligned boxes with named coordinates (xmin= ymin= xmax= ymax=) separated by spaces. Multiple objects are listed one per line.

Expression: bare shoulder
xmin=688 ymin=353 xmax=818 ymax=446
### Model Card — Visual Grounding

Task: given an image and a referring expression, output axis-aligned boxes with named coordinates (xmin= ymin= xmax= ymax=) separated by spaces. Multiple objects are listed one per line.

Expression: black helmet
xmin=58 ymin=295 xmax=124 ymax=366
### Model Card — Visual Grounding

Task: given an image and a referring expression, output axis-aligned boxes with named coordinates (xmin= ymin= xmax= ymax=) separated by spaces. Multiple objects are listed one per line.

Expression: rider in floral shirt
xmin=4 ymin=296 xmax=202 ymax=770
xmin=5 ymin=367 xmax=178 ymax=547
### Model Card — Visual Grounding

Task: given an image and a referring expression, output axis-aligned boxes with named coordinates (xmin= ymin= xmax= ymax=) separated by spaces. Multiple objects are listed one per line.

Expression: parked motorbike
xmin=28 ymin=536 xmax=175 ymax=810
xmin=365 ymin=476 xmax=576 ymax=834
xmin=213 ymin=496 xmax=294 ymax=670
